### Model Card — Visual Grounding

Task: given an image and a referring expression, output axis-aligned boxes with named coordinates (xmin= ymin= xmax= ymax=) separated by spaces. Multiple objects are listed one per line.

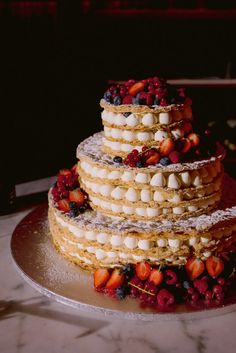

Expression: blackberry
xmin=122 ymin=264 xmax=135 ymax=279
xmin=113 ymin=156 xmax=123 ymax=164
xmin=123 ymin=112 xmax=131 ymax=118
xmin=160 ymin=157 xmax=171 ymax=166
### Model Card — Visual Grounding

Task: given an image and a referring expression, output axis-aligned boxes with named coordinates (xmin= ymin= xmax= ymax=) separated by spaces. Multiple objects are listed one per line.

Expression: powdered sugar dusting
xmin=50 ymin=174 xmax=236 ymax=235
xmin=76 ymin=132 xmax=225 ymax=172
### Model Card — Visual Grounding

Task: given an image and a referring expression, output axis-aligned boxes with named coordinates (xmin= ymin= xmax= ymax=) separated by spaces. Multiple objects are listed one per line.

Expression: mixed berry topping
xmin=93 ymin=246 xmax=236 ymax=311
xmin=103 ymin=77 xmax=188 ymax=107
xmin=122 ymin=128 xmax=219 ymax=168
xmin=51 ymin=165 xmax=89 ymax=217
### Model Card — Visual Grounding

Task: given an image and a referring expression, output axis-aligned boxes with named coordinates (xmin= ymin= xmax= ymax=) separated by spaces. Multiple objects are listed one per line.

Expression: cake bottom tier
xmin=49 ymin=175 xmax=236 ymax=272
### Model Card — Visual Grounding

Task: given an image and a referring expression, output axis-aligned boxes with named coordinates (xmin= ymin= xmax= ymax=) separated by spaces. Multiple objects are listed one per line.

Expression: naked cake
xmin=48 ymin=77 xmax=236 ymax=309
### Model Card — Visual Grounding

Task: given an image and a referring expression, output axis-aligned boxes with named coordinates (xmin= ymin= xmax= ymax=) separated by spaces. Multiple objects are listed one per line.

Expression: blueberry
xmin=132 ymin=93 xmax=140 ymax=105
xmin=116 ymin=286 xmax=127 ymax=300
xmin=113 ymin=96 xmax=122 ymax=105
xmin=113 ymin=156 xmax=123 ymax=164
xmin=69 ymin=201 xmax=78 ymax=210
xmin=69 ymin=209 xmax=79 ymax=218
xmin=104 ymin=91 xmax=112 ymax=102
xmin=183 ymin=281 xmax=191 ymax=289
xmin=123 ymin=112 xmax=131 ymax=118
xmin=136 ymin=160 xmax=143 ymax=168
xmin=153 ymin=97 xmax=160 ymax=105
xmin=160 ymin=157 xmax=171 ymax=166
xmin=170 ymin=97 xmax=176 ymax=104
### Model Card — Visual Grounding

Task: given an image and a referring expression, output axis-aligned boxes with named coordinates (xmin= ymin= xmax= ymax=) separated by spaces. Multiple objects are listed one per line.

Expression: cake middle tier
xmin=77 ymin=133 xmax=225 ymax=221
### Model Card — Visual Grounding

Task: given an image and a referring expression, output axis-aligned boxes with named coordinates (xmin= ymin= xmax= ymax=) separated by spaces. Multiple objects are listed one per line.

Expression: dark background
xmin=1 ymin=1 xmax=236 ymax=184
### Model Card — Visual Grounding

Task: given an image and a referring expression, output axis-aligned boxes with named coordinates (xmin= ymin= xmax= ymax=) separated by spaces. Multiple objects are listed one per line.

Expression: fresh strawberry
xmin=206 ymin=256 xmax=224 ymax=278
xmin=186 ymin=258 xmax=205 ymax=280
xmin=129 ymin=82 xmax=145 ymax=96
xmin=57 ymin=199 xmax=70 ymax=212
xmin=69 ymin=188 xmax=85 ymax=206
xmin=59 ymin=169 xmax=71 ymax=176
xmin=179 ymin=138 xmax=192 ymax=153
xmin=136 ymin=262 xmax=152 ymax=280
xmin=187 ymin=133 xmax=200 ymax=147
xmin=94 ymin=268 xmax=110 ymax=288
xmin=149 ymin=269 xmax=163 ymax=286
xmin=122 ymin=95 xmax=133 ymax=104
xmin=106 ymin=268 xmax=125 ymax=289
xmin=145 ymin=151 xmax=160 ymax=166
xmin=182 ymin=122 xmax=192 ymax=134
xmin=159 ymin=138 xmax=175 ymax=157
xmin=169 ymin=150 xmax=181 ymax=164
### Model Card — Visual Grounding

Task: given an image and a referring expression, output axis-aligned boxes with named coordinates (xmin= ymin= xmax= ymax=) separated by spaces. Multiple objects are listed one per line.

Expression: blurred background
xmin=1 ymin=0 xmax=236 ymax=186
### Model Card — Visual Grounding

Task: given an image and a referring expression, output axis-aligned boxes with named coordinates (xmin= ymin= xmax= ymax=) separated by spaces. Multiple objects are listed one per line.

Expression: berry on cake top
xmin=102 ymin=76 xmax=189 ymax=107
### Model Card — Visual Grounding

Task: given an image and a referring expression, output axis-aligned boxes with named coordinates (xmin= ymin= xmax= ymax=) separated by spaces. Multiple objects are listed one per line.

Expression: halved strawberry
xmin=129 ymin=82 xmax=145 ymax=96
xmin=136 ymin=262 xmax=152 ymax=280
xmin=186 ymin=258 xmax=205 ymax=280
xmin=57 ymin=199 xmax=70 ymax=212
xmin=187 ymin=133 xmax=200 ymax=147
xmin=206 ymin=256 xmax=224 ymax=278
xmin=145 ymin=151 xmax=160 ymax=166
xmin=149 ymin=269 xmax=163 ymax=286
xmin=159 ymin=138 xmax=175 ymax=157
xmin=59 ymin=169 xmax=71 ymax=176
xmin=106 ymin=268 xmax=125 ymax=289
xmin=94 ymin=268 xmax=110 ymax=288
xmin=179 ymin=138 xmax=192 ymax=153
xmin=69 ymin=188 xmax=85 ymax=206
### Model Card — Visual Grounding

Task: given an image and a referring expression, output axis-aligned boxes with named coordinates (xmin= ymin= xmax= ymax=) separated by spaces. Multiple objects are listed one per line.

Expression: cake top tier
xmin=101 ymin=76 xmax=191 ymax=110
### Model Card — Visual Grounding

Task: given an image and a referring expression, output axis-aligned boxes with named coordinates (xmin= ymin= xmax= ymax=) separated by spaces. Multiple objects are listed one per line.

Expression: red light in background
xmin=0 ymin=1 xmax=57 ymax=17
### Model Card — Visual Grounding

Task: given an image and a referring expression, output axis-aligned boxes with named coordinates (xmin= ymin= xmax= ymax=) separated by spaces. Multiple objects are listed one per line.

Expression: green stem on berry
xmin=128 ymin=282 xmax=155 ymax=296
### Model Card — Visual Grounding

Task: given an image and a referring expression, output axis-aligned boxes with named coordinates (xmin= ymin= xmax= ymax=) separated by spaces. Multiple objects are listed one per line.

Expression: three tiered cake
xmin=48 ymin=77 xmax=236 ymax=308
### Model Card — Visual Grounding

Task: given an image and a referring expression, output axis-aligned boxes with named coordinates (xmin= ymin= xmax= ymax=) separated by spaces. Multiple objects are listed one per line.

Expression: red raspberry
xmin=165 ymin=270 xmax=178 ymax=285
xmin=156 ymin=289 xmax=175 ymax=307
xmin=122 ymin=95 xmax=133 ymax=104
xmin=193 ymin=279 xmax=208 ymax=294
xmin=146 ymin=93 xmax=154 ymax=106
xmin=169 ymin=151 xmax=182 ymax=164
xmin=51 ymin=187 xmax=60 ymax=202
xmin=160 ymin=98 xmax=168 ymax=106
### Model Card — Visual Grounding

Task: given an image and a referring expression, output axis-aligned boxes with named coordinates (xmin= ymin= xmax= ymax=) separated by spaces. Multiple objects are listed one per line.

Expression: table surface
xmin=1 ymin=177 xmax=236 ymax=353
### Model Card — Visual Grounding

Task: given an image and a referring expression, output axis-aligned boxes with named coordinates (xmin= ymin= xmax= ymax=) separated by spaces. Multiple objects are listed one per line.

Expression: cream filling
xmin=82 ymin=178 xmax=219 ymax=207
xmin=89 ymin=194 xmax=220 ymax=217
xmin=56 ymin=213 xmax=234 ymax=262
xmin=101 ymin=108 xmax=192 ymax=128
xmin=80 ymin=159 xmax=220 ymax=191
xmin=104 ymin=126 xmax=186 ymax=144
